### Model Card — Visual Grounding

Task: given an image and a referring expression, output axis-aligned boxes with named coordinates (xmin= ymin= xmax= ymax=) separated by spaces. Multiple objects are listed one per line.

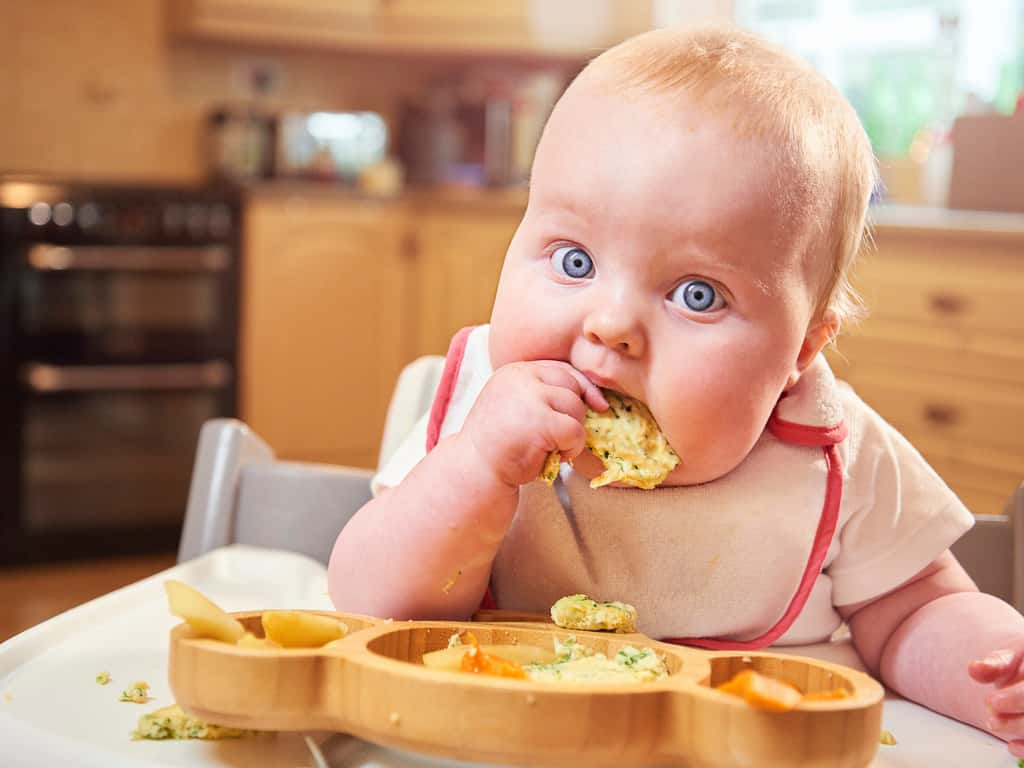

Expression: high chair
xmin=177 ymin=355 xmax=444 ymax=565
xmin=178 ymin=356 xmax=1024 ymax=613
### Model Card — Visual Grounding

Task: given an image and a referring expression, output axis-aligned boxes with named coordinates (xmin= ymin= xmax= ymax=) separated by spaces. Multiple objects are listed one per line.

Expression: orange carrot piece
xmin=716 ymin=669 xmax=803 ymax=712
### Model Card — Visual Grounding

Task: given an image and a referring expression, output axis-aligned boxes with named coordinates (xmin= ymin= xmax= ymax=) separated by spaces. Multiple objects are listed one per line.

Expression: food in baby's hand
xmin=551 ymin=594 xmax=637 ymax=633
xmin=716 ymin=669 xmax=851 ymax=711
xmin=540 ymin=450 xmax=561 ymax=486
xmin=261 ymin=610 xmax=349 ymax=648
xmin=132 ymin=704 xmax=254 ymax=740
xmin=164 ymin=580 xmax=245 ymax=643
xmin=585 ymin=390 xmax=680 ymax=489
xmin=539 ymin=390 xmax=680 ymax=488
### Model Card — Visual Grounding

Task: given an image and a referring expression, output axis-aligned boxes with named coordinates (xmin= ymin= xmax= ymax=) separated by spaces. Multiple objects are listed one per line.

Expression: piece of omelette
xmin=540 ymin=389 xmax=680 ymax=490
xmin=550 ymin=594 xmax=638 ymax=633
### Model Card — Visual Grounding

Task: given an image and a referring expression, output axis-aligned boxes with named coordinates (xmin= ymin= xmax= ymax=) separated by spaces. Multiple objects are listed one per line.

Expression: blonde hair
xmin=583 ymin=25 xmax=877 ymax=326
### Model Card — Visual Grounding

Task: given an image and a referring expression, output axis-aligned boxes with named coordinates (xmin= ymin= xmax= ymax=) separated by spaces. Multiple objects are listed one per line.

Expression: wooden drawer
xmin=827 ymin=321 xmax=1024 ymax=385
xmin=171 ymin=0 xmax=378 ymax=46
xmin=376 ymin=0 xmax=529 ymax=49
xmin=854 ymin=236 xmax=1024 ymax=336
xmin=899 ymin=429 xmax=1023 ymax=517
xmin=838 ymin=364 xmax=1024 ymax=457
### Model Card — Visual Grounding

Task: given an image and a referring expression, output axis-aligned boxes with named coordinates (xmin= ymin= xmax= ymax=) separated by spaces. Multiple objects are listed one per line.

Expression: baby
xmin=329 ymin=25 xmax=1024 ymax=754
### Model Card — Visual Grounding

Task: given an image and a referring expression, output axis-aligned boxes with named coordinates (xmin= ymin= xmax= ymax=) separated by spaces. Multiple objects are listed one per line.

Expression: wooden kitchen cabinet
xmin=242 ymin=189 xmax=523 ymax=468
xmin=242 ymin=193 xmax=412 ymax=469
xmin=412 ymin=206 xmax=517 ymax=357
xmin=825 ymin=207 xmax=1024 ymax=517
xmin=169 ymin=0 xmax=652 ymax=57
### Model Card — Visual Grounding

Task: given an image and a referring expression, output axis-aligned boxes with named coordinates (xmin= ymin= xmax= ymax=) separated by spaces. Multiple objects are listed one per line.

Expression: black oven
xmin=0 ymin=178 xmax=240 ymax=564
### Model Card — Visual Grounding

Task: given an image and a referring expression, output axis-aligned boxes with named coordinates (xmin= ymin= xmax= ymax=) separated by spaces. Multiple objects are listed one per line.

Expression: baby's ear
xmin=786 ymin=310 xmax=839 ymax=390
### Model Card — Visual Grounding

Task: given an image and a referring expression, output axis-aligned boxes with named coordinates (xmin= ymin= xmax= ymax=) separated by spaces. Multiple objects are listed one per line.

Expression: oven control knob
xmin=162 ymin=203 xmax=185 ymax=235
xmin=53 ymin=202 xmax=74 ymax=227
xmin=209 ymin=204 xmax=232 ymax=238
xmin=186 ymin=204 xmax=208 ymax=238
xmin=28 ymin=202 xmax=51 ymax=226
xmin=77 ymin=203 xmax=101 ymax=229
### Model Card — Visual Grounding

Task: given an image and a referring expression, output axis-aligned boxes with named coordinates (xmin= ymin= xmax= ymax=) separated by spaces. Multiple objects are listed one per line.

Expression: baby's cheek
xmin=655 ymin=383 xmax=769 ymax=481
xmin=490 ymin=299 xmax=570 ymax=367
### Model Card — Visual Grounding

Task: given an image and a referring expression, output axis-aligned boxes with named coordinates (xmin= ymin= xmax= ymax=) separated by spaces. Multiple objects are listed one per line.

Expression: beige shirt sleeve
xmin=827 ymin=386 xmax=975 ymax=606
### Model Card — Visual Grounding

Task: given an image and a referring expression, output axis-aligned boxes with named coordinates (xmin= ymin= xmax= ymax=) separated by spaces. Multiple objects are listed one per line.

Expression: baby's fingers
xmin=987 ymin=680 xmax=1024 ymax=716
xmin=532 ymin=362 xmax=608 ymax=412
xmin=1009 ymin=739 xmax=1024 ymax=759
xmin=970 ymin=649 xmax=1022 ymax=685
xmin=987 ymin=711 xmax=1024 ymax=741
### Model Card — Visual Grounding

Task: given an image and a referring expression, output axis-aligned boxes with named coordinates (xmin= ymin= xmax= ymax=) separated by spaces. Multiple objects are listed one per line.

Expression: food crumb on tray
xmin=119 ymin=681 xmax=152 ymax=704
xmin=132 ymin=704 xmax=257 ymax=740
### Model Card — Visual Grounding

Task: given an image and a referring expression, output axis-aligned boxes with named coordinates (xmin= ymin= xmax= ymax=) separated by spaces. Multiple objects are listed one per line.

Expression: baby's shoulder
xmin=832 ymin=379 xmax=924 ymax=471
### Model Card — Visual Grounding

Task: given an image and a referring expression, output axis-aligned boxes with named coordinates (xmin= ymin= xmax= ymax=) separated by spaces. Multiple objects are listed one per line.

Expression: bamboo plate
xmin=168 ymin=609 xmax=884 ymax=768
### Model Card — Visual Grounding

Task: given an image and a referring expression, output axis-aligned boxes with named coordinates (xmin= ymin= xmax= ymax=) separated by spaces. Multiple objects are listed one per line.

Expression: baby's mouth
xmin=578 ymin=368 xmax=625 ymax=395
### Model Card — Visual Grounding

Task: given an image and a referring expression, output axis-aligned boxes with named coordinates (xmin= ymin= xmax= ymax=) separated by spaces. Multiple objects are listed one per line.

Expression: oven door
xmin=19 ymin=362 xmax=231 ymax=533
xmin=18 ymin=243 xmax=235 ymax=362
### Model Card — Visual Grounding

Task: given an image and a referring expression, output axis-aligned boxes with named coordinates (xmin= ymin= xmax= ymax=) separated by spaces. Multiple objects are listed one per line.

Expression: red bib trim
xmin=425 ymin=325 xmax=475 ymax=453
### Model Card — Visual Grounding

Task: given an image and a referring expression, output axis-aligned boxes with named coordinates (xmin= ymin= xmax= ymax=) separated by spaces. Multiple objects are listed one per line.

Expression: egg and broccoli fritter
xmin=550 ymin=594 xmax=638 ymax=633
xmin=540 ymin=390 xmax=680 ymax=490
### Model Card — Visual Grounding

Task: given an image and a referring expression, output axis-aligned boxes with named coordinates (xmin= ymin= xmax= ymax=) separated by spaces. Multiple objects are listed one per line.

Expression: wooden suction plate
xmin=168 ymin=610 xmax=884 ymax=768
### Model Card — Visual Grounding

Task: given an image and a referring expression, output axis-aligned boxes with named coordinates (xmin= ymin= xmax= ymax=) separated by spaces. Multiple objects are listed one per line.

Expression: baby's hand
xmin=969 ymin=646 xmax=1024 ymax=758
xmin=461 ymin=361 xmax=607 ymax=488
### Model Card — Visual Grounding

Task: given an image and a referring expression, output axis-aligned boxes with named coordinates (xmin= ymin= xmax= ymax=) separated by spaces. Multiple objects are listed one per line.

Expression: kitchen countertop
xmin=244 ymin=181 xmax=1024 ymax=238
xmin=243 ymin=180 xmax=530 ymax=212
xmin=869 ymin=204 xmax=1024 ymax=239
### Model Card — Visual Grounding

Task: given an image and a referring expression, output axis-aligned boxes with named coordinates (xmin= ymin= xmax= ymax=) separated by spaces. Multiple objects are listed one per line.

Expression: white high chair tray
xmin=0 ymin=545 xmax=1009 ymax=768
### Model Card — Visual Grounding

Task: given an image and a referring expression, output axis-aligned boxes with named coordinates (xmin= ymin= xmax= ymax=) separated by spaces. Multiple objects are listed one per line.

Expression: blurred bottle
xmin=921 ymin=127 xmax=954 ymax=208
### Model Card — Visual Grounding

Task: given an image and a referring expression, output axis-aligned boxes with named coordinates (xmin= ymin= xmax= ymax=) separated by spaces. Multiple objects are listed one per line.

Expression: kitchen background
xmin=1 ymin=0 xmax=1022 ymax=640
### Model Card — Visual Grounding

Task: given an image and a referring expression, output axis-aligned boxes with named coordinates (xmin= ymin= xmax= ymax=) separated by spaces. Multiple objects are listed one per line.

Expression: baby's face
xmin=489 ymin=76 xmax=828 ymax=485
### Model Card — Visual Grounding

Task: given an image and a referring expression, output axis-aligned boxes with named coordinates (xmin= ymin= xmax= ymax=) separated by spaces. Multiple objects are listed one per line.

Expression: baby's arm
xmin=842 ymin=550 xmax=1024 ymax=750
xmin=328 ymin=361 xmax=606 ymax=621
xmin=327 ymin=432 xmax=519 ymax=620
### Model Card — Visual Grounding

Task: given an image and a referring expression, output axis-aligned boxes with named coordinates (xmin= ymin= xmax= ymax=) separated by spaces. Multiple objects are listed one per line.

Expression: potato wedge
xmin=261 ymin=611 xmax=349 ymax=648
xmin=423 ymin=643 xmax=556 ymax=671
xmin=164 ymin=580 xmax=245 ymax=643
xmin=235 ymin=631 xmax=282 ymax=650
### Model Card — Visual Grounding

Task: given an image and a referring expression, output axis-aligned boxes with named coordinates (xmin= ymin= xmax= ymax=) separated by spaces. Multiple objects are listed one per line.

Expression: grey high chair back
xmin=952 ymin=482 xmax=1024 ymax=612
xmin=177 ymin=355 xmax=444 ymax=564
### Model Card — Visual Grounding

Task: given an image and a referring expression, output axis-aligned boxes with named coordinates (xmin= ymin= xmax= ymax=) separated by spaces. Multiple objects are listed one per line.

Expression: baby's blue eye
xmin=670 ymin=279 xmax=724 ymax=312
xmin=551 ymin=245 xmax=594 ymax=279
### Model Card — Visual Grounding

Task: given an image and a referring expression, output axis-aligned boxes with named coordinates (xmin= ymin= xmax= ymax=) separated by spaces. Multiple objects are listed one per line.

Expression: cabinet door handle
xmin=400 ymin=231 xmax=418 ymax=261
xmin=928 ymin=292 xmax=968 ymax=316
xmin=923 ymin=403 xmax=960 ymax=426
xmin=21 ymin=361 xmax=232 ymax=393
xmin=27 ymin=244 xmax=230 ymax=272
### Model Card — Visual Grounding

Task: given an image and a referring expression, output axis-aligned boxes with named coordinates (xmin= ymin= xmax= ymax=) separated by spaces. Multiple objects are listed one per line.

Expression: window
xmin=736 ymin=0 xmax=1023 ymax=157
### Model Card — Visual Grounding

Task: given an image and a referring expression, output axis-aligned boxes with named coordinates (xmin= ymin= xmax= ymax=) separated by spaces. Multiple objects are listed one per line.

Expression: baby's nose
xmin=582 ymin=305 xmax=646 ymax=357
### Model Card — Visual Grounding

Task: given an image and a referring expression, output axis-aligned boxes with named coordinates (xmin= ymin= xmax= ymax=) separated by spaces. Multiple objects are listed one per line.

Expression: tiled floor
xmin=0 ymin=553 xmax=177 ymax=642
